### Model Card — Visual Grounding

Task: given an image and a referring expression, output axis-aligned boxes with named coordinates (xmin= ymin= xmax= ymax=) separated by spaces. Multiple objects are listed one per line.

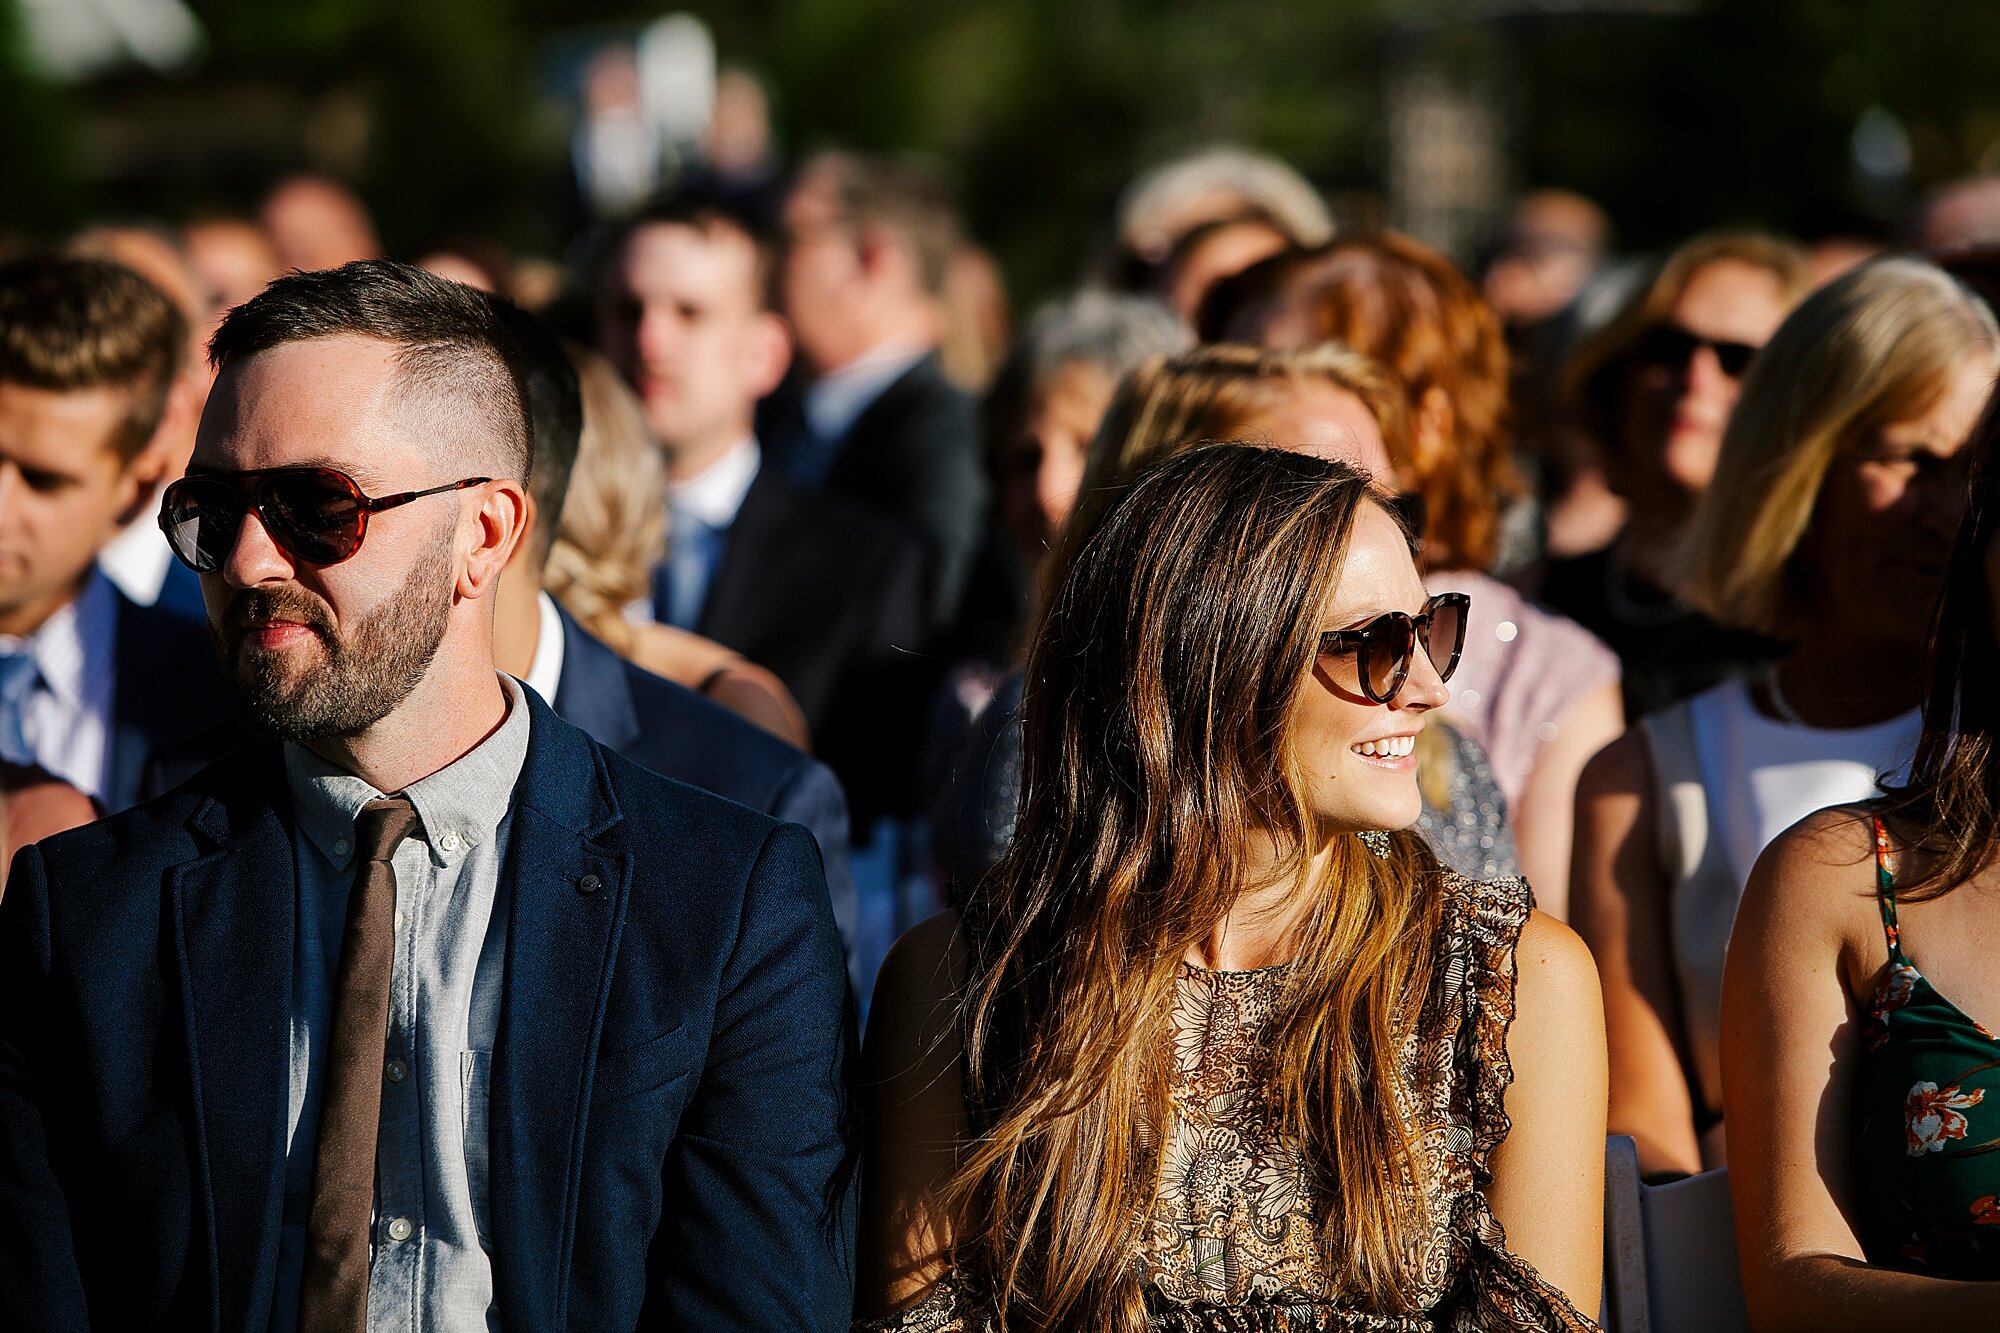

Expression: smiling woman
xmin=858 ymin=444 xmax=1605 ymax=1332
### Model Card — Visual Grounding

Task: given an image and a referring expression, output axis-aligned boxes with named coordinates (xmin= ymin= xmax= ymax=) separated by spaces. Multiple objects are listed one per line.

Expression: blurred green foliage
xmin=5 ymin=0 xmax=2000 ymax=298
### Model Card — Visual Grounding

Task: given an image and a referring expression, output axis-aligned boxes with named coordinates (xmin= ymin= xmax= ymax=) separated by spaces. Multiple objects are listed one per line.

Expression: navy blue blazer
xmin=546 ymin=607 xmax=860 ymax=964
xmin=0 ymin=688 xmax=856 ymax=1331
xmin=106 ymin=588 xmax=248 ymax=813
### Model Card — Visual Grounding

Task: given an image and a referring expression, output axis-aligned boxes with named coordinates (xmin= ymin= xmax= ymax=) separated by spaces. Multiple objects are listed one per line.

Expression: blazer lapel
xmin=168 ymin=771 xmax=296 ymax=1331
xmin=104 ymin=595 xmax=155 ymax=813
xmin=550 ymin=608 xmax=641 ymax=753
xmin=695 ymin=466 xmax=789 ymax=651
xmin=487 ymin=691 xmax=632 ymax=1327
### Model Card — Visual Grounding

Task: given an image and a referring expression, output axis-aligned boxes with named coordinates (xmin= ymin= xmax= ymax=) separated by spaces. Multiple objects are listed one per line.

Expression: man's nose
xmin=217 ymin=506 xmax=297 ymax=589
xmin=636 ymin=308 xmax=683 ymax=361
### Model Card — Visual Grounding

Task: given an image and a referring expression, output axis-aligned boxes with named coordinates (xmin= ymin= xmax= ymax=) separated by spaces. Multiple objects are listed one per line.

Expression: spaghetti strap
xmin=1871 ymin=814 xmax=1906 ymax=964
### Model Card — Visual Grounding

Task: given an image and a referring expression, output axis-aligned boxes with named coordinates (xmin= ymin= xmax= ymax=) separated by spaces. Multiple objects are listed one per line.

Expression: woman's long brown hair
xmin=945 ymin=444 xmax=1445 ymax=1329
xmin=1876 ymin=389 xmax=2000 ymax=901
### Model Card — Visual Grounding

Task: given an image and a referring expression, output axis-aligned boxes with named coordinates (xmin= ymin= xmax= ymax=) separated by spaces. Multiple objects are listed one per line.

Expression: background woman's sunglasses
xmin=1317 ymin=591 xmax=1470 ymax=704
xmin=1631 ymin=323 xmax=1759 ymax=379
xmin=159 ymin=466 xmax=489 ymax=573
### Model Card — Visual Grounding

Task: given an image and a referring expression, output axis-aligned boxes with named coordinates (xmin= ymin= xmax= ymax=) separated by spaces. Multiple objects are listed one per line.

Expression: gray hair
xmin=1016 ymin=291 xmax=1188 ymax=386
xmin=984 ymin=291 xmax=1190 ymax=439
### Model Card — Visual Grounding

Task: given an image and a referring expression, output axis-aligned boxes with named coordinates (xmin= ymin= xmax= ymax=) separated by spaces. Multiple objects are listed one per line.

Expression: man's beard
xmin=212 ymin=525 xmax=456 ymax=743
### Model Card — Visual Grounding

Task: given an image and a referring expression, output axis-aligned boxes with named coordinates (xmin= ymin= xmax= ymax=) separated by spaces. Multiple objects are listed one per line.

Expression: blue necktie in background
xmin=654 ymin=509 xmax=721 ymax=631
xmin=0 ymin=651 xmax=42 ymax=768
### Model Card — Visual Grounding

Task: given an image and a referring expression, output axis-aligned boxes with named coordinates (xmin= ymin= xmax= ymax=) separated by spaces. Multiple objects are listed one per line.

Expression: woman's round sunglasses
xmin=159 ymin=466 xmax=491 ymax=573
xmin=1316 ymin=591 xmax=1470 ymax=704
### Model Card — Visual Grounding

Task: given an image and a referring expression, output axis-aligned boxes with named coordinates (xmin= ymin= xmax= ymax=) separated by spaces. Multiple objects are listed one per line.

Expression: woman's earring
xmin=1358 ymin=830 xmax=1393 ymax=859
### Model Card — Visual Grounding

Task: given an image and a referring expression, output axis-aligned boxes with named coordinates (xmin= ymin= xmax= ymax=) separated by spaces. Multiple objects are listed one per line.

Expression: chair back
xmin=1600 ymin=1136 xmax=1751 ymax=1333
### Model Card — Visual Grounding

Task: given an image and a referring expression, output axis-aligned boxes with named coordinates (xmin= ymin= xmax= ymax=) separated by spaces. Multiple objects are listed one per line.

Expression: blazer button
xmin=577 ymin=873 xmax=602 ymax=896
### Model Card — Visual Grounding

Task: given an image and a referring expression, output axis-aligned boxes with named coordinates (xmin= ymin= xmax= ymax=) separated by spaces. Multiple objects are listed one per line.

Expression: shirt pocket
xmin=461 ymin=1050 xmax=492 ymax=1247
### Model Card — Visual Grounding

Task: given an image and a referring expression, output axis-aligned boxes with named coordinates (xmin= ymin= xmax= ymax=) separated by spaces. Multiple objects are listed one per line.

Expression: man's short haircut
xmin=208 ymin=259 xmax=532 ymax=482
xmin=608 ymin=186 xmax=779 ymax=312
xmin=803 ymin=150 xmax=961 ymax=297
xmin=0 ymin=253 xmax=187 ymax=462
xmin=487 ymin=296 xmax=581 ymax=570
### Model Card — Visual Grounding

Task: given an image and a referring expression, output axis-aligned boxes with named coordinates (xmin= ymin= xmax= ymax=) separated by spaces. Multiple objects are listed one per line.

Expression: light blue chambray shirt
xmin=272 ymin=675 xmax=532 ymax=1333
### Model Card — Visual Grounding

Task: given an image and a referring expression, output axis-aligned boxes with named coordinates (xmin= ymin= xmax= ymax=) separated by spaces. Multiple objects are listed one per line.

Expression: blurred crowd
xmin=11 ymin=58 xmax=2000 ymax=1328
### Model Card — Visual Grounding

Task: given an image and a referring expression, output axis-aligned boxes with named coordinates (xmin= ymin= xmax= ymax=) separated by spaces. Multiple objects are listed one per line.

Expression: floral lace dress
xmin=859 ymin=872 xmax=1599 ymax=1332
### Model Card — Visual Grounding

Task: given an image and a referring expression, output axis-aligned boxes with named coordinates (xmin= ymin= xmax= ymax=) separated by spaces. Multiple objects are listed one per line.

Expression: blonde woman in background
xmin=1572 ymin=258 xmax=1999 ymax=1179
xmin=549 ymin=349 xmax=810 ymax=750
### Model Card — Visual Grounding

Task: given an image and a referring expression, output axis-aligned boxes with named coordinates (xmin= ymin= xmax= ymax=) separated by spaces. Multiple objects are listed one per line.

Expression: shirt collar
xmin=666 ymin=436 xmax=761 ymax=530
xmin=522 ymin=591 xmax=566 ymax=705
xmin=0 ymin=570 xmax=116 ymax=708
xmin=98 ymin=507 xmax=175 ymax=606
xmin=283 ymin=673 xmax=534 ymax=870
xmin=802 ymin=338 xmax=929 ymax=445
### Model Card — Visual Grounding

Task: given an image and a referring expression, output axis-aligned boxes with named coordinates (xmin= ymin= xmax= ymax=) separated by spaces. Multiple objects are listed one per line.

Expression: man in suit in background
xmin=766 ymin=151 xmax=987 ymax=632
xmin=596 ymin=189 xmax=925 ymax=824
xmin=0 ymin=254 xmax=242 ymax=814
xmin=486 ymin=295 xmax=863 ymax=977
xmin=0 ymin=261 xmax=854 ymax=1330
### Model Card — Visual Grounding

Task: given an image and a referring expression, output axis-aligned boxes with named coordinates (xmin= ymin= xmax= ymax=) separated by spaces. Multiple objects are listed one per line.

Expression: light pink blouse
xmin=1424 ymin=569 xmax=1621 ymax=810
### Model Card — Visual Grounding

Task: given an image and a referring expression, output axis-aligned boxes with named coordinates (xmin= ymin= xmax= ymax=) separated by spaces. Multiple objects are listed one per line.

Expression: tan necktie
xmin=298 ymin=797 xmax=419 ymax=1333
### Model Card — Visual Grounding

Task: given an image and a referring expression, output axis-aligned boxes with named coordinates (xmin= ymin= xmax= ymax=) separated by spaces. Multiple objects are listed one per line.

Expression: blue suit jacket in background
xmin=546 ymin=606 xmax=863 ymax=983
xmin=105 ymin=589 xmax=249 ymax=813
xmin=0 ymin=687 xmax=857 ymax=1331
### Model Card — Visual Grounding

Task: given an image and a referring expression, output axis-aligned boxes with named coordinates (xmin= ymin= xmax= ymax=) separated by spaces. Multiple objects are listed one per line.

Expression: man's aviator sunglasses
xmin=1317 ymin=592 xmax=1470 ymax=704
xmin=159 ymin=467 xmax=491 ymax=573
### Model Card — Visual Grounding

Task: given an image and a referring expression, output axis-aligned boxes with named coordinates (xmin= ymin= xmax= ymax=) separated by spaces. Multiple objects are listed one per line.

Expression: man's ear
xmin=747 ymin=311 xmax=793 ymax=399
xmin=458 ymin=479 xmax=530 ymax=601
xmin=112 ymin=372 xmax=204 ymax=527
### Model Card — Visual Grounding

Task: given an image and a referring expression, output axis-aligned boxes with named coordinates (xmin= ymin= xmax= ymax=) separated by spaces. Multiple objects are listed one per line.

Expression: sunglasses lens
xmin=1363 ymin=616 xmax=1415 ymax=702
xmin=1634 ymin=325 xmax=1694 ymax=371
xmin=1424 ymin=596 xmax=1467 ymax=684
xmin=260 ymin=469 xmax=365 ymax=565
xmin=160 ymin=478 xmax=244 ymax=573
xmin=1714 ymin=341 xmax=1757 ymax=378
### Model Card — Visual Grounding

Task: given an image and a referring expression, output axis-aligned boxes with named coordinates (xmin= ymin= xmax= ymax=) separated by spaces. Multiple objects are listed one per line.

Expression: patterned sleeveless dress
xmin=1853 ymin=816 xmax=2000 ymax=1276
xmin=856 ymin=872 xmax=1599 ymax=1332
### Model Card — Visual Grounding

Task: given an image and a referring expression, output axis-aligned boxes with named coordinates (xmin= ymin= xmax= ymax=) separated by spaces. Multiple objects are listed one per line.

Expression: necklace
xmin=1763 ymin=663 xmax=1807 ymax=728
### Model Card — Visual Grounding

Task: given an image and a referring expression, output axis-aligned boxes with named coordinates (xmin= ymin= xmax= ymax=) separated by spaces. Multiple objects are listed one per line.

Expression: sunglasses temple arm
xmin=361 ymin=477 xmax=493 ymax=512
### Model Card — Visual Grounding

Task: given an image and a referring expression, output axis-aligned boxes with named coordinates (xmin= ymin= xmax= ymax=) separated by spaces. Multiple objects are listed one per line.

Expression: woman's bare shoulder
xmin=866 ymin=910 xmax=970 ymax=1061
xmin=1734 ymin=804 xmax=1881 ymax=952
xmin=877 ymin=911 xmax=968 ymax=1006
xmin=1514 ymin=908 xmax=1604 ymax=1020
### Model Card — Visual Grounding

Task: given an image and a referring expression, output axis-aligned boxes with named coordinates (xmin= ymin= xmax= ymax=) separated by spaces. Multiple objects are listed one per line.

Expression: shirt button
xmin=438 ymin=831 xmax=462 ymax=854
xmin=385 ymin=1058 xmax=408 ymax=1084
xmin=1495 ymin=620 xmax=1519 ymax=643
xmin=386 ymin=1216 xmax=412 ymax=1243
xmin=334 ymin=838 xmax=351 ymax=857
xmin=394 ymin=909 xmax=407 ymax=931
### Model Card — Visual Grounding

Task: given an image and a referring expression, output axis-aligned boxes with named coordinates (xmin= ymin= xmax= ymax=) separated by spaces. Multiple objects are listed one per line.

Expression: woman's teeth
xmin=1352 ymin=736 xmax=1415 ymax=759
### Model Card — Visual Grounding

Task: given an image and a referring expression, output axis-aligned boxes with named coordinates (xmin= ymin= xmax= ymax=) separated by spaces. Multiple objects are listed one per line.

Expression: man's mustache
xmin=217 ymin=587 xmax=335 ymax=641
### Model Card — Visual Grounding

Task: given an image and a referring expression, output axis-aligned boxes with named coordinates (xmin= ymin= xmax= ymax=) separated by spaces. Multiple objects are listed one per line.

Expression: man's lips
xmin=238 ymin=620 xmax=320 ymax=650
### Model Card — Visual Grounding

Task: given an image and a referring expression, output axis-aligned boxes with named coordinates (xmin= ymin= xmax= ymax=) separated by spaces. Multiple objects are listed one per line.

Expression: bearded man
xmin=0 ymin=261 xmax=856 ymax=1331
